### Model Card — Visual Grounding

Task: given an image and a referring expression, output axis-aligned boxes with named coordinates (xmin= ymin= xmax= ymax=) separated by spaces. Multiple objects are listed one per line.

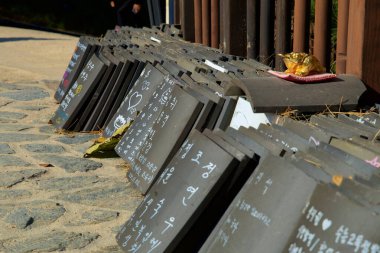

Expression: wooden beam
xmin=221 ymin=0 xmax=247 ymax=56
xmin=180 ymin=0 xmax=195 ymax=42
xmin=211 ymin=0 xmax=219 ymax=48
xmin=275 ymin=0 xmax=291 ymax=71
xmin=202 ymin=0 xmax=210 ymax=46
xmin=247 ymin=0 xmax=259 ymax=59
xmin=293 ymin=0 xmax=311 ymax=53
xmin=219 ymin=0 xmax=224 ymax=48
xmin=314 ymin=0 xmax=332 ymax=70
xmin=259 ymin=0 xmax=275 ymax=66
xmin=194 ymin=0 xmax=202 ymax=43
xmin=346 ymin=0 xmax=365 ymax=78
xmin=336 ymin=0 xmax=349 ymax=74
xmin=174 ymin=0 xmax=180 ymax=24
xmin=362 ymin=0 xmax=380 ymax=94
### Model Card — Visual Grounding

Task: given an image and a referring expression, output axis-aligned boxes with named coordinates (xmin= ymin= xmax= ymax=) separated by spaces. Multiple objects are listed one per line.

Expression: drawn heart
xmin=127 ymin=92 xmax=142 ymax=112
xmin=322 ymin=218 xmax=332 ymax=231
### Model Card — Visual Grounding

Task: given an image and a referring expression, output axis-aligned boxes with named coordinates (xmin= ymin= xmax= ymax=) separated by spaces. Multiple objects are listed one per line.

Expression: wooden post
xmin=275 ymin=0 xmax=291 ymax=71
xmin=247 ymin=0 xmax=259 ymax=59
xmin=174 ymin=0 xmax=180 ymax=24
xmin=336 ymin=0 xmax=349 ymax=74
xmin=346 ymin=0 xmax=364 ymax=78
xmin=293 ymin=0 xmax=311 ymax=53
xmin=221 ymin=0 xmax=247 ymax=56
xmin=314 ymin=0 xmax=332 ymax=70
xmin=202 ymin=0 xmax=210 ymax=46
xmin=346 ymin=0 xmax=380 ymax=94
xmin=194 ymin=0 xmax=203 ymax=43
xmin=259 ymin=0 xmax=275 ymax=66
xmin=180 ymin=0 xmax=195 ymax=42
xmin=211 ymin=0 xmax=219 ymax=48
xmin=219 ymin=0 xmax=224 ymax=49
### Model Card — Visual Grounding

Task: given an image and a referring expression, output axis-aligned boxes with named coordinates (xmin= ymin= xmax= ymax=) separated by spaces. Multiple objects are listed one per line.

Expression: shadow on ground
xmin=0 ymin=37 xmax=67 ymax=43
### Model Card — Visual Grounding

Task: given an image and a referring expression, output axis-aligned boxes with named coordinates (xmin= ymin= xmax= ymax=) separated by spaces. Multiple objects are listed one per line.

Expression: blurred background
xmin=0 ymin=0 xmax=139 ymax=36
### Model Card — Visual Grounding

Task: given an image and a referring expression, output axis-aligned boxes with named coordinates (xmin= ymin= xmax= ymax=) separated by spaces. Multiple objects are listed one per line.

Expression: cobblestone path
xmin=0 ymin=80 xmax=142 ymax=252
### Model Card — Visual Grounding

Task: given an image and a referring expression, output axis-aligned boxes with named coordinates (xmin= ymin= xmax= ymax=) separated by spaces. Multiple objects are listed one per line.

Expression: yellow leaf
xmin=84 ymin=121 xmax=133 ymax=158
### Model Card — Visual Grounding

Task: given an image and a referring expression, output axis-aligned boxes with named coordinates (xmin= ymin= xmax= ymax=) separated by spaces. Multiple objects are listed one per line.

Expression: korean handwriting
xmin=182 ymin=186 xmax=199 ymax=206
xmin=150 ymin=199 xmax=165 ymax=219
xmin=335 ymin=225 xmax=380 ymax=253
xmin=161 ymin=217 xmax=175 ymax=234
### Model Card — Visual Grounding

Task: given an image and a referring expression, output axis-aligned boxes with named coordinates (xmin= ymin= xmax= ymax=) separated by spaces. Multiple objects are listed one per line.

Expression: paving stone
xmin=4 ymin=208 xmax=34 ymax=229
xmin=0 ymin=111 xmax=27 ymax=120
xmin=67 ymin=210 xmax=119 ymax=226
xmin=0 ymin=100 xmax=12 ymax=107
xmin=0 ymin=169 xmax=46 ymax=187
xmin=0 ymin=230 xmax=99 ymax=252
xmin=112 ymin=225 xmax=123 ymax=234
xmin=90 ymin=245 xmax=124 ymax=253
xmin=0 ymin=133 xmax=50 ymax=142
xmin=0 ymin=204 xmax=15 ymax=218
xmin=0 ymin=189 xmax=32 ymax=200
xmin=52 ymin=182 xmax=142 ymax=210
xmin=0 ymin=124 xmax=32 ymax=132
xmin=32 ymin=114 xmax=54 ymax=124
xmin=4 ymin=201 xmax=66 ymax=229
xmin=40 ymin=79 xmax=58 ymax=85
xmin=0 ymin=88 xmax=50 ymax=101
xmin=21 ymin=144 xmax=65 ymax=153
xmin=37 ymin=176 xmax=104 ymax=191
xmin=55 ymin=134 xmax=100 ymax=145
xmin=81 ymin=209 xmax=119 ymax=223
xmin=16 ymin=105 xmax=48 ymax=111
xmin=0 ymin=118 xmax=17 ymax=123
xmin=0 ymin=83 xmax=30 ymax=90
xmin=0 ymin=144 xmax=14 ymax=154
xmin=39 ymin=125 xmax=56 ymax=134
xmin=36 ymin=155 xmax=102 ymax=173
xmin=0 ymin=155 xmax=30 ymax=167
xmin=74 ymin=143 xmax=97 ymax=154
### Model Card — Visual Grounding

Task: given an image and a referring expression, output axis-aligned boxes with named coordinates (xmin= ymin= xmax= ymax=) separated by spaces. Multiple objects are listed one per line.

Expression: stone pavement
xmin=0 ymin=26 xmax=142 ymax=252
